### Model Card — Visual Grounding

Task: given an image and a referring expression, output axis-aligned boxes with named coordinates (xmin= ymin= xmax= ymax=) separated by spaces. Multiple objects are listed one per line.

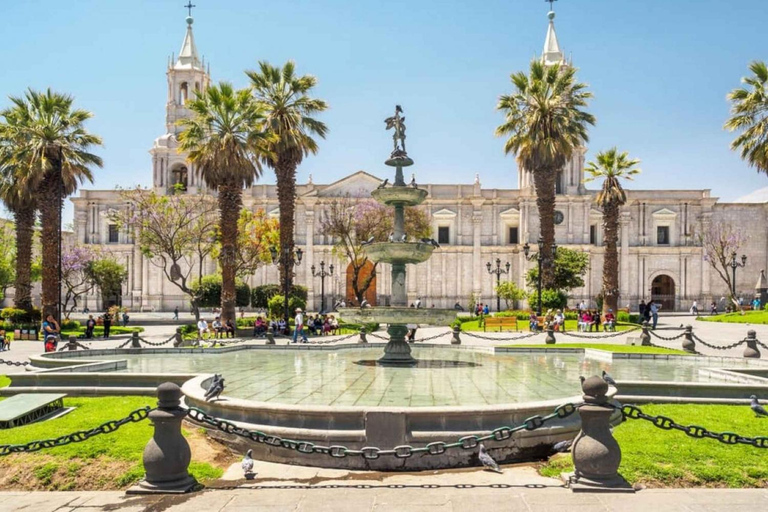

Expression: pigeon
xmin=478 ymin=444 xmax=502 ymax=473
xmin=205 ymin=375 xmax=225 ymax=402
xmin=204 ymin=374 xmax=222 ymax=398
xmin=414 ymin=297 xmax=422 ymax=309
xmin=410 ymin=175 xmax=417 ymax=188
xmin=750 ymin=395 xmax=768 ymax=417
xmin=602 ymin=370 xmax=617 ymax=387
xmin=552 ymin=439 xmax=573 ymax=453
xmin=361 ymin=236 xmax=375 ymax=246
xmin=242 ymin=449 xmax=256 ymax=479
xmin=360 ymin=299 xmax=370 ymax=309
xmin=454 ymin=302 xmax=465 ymax=311
xmin=388 ymin=232 xmax=394 ymax=242
xmin=420 ymin=237 xmax=440 ymax=248
xmin=377 ymin=178 xmax=389 ymax=189
xmin=400 ymin=233 xmax=407 ymax=242
xmin=579 ymin=376 xmax=586 ymax=385
xmin=396 ymin=105 xmax=403 ymax=114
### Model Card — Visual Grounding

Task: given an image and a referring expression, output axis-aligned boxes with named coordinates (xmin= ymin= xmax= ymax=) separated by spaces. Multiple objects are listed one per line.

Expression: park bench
xmin=484 ymin=317 xmax=518 ymax=332
xmin=0 ymin=393 xmax=66 ymax=429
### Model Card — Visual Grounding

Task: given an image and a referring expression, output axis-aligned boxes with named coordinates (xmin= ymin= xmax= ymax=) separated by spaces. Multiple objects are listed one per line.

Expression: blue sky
xmin=2 ymin=0 xmax=766 ymax=223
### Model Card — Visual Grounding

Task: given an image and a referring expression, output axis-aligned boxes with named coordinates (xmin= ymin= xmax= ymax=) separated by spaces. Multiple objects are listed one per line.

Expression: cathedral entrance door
xmin=651 ymin=275 xmax=675 ymax=311
xmin=346 ymin=261 xmax=377 ymax=307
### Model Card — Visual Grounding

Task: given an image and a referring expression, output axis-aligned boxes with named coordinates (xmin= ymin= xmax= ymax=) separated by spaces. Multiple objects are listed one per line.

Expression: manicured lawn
xmin=540 ymin=403 xmax=768 ymax=487
xmin=0 ymin=375 xmax=9 ymax=387
xmin=462 ymin=319 xmax=637 ymax=333
xmin=61 ymin=325 xmax=144 ymax=338
xmin=697 ymin=311 xmax=768 ymax=325
xmin=500 ymin=343 xmax=688 ymax=355
xmin=0 ymin=396 xmax=230 ymax=490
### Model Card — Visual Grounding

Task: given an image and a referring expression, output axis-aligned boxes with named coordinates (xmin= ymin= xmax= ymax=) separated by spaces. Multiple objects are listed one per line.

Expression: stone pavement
xmin=1 ymin=460 xmax=768 ymax=511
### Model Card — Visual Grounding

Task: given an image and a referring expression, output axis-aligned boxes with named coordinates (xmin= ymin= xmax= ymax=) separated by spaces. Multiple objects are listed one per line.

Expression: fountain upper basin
xmin=371 ymin=186 xmax=428 ymax=206
xmin=363 ymin=241 xmax=434 ymax=264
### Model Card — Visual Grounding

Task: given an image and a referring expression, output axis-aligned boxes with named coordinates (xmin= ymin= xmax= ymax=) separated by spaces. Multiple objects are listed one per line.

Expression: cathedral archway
xmin=651 ymin=274 xmax=676 ymax=311
xmin=346 ymin=261 xmax=377 ymax=306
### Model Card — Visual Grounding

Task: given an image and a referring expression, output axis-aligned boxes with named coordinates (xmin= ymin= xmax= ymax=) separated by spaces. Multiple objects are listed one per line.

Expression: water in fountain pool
xmin=90 ymin=347 xmax=744 ymax=407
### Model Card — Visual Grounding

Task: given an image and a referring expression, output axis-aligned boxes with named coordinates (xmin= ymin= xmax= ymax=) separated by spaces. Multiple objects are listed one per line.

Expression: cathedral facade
xmin=70 ymin=13 xmax=768 ymax=313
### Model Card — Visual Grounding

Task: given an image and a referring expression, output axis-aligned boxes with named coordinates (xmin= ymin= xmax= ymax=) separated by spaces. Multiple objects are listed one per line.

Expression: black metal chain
xmin=0 ymin=407 xmax=151 ymax=456
xmin=413 ymin=330 xmax=454 ymax=343
xmin=139 ymin=334 xmax=176 ymax=347
xmin=0 ymin=358 xmax=29 ymax=367
xmin=560 ymin=327 xmax=639 ymax=340
xmin=621 ymin=404 xmax=768 ymax=449
xmin=462 ymin=330 xmax=542 ymax=341
xmin=367 ymin=332 xmax=389 ymax=341
xmin=115 ymin=338 xmax=133 ymax=349
xmin=756 ymin=339 xmax=768 ymax=351
xmin=187 ymin=402 xmax=579 ymax=459
xmin=648 ymin=330 xmax=686 ymax=342
xmin=690 ymin=334 xmax=746 ymax=351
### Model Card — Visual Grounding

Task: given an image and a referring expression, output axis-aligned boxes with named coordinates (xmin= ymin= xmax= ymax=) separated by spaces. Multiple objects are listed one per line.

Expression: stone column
xmin=472 ymin=212 xmax=483 ymax=296
xmin=620 ymin=211 xmax=630 ymax=306
xmin=701 ymin=213 xmax=712 ymax=297
xmin=303 ymin=205 xmax=316 ymax=310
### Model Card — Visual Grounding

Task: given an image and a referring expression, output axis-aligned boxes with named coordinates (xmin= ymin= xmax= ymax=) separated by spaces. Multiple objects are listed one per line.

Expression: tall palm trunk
xmin=13 ymin=202 xmax=36 ymax=312
xmin=218 ymin=184 xmax=242 ymax=324
xmin=532 ymin=168 xmax=557 ymax=289
xmin=602 ymin=202 xmax=620 ymax=315
xmin=275 ymin=159 xmax=297 ymax=294
xmin=39 ymin=165 xmax=62 ymax=321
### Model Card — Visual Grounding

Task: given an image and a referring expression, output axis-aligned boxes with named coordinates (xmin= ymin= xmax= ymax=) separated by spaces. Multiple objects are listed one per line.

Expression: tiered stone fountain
xmin=339 ymin=106 xmax=455 ymax=365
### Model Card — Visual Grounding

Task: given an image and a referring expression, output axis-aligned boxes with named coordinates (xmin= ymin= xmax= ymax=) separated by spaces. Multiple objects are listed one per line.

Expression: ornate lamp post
xmin=486 ymin=258 xmax=510 ymax=312
xmin=523 ymin=236 xmax=557 ymax=316
xmin=311 ymin=261 xmax=334 ymax=314
xmin=730 ymin=251 xmax=747 ymax=297
xmin=269 ymin=246 xmax=303 ymax=323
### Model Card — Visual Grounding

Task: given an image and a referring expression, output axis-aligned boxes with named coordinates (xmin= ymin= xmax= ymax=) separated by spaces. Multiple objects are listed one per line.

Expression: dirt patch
xmin=0 ymin=429 xmax=236 ymax=491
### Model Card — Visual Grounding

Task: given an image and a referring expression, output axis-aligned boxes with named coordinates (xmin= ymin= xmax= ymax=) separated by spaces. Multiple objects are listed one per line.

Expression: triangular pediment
xmin=433 ymin=208 xmax=457 ymax=219
xmin=316 ymin=171 xmax=383 ymax=198
xmin=652 ymin=208 xmax=677 ymax=218
xmin=499 ymin=207 xmax=520 ymax=219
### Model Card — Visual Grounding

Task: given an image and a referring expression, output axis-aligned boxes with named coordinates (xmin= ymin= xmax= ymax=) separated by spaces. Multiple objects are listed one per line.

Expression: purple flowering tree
xmin=61 ymin=245 xmax=96 ymax=319
xmin=698 ymin=222 xmax=748 ymax=309
xmin=319 ymin=195 xmax=430 ymax=304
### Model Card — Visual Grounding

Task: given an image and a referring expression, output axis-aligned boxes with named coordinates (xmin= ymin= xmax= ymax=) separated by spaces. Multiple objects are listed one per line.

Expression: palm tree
xmin=584 ymin=148 xmax=641 ymax=315
xmin=4 ymin=89 xmax=102 ymax=321
xmin=496 ymin=60 xmax=594 ymax=288
xmin=725 ymin=61 xmax=768 ymax=175
xmin=246 ymin=61 xmax=328 ymax=299
xmin=178 ymin=82 xmax=267 ymax=323
xmin=0 ymin=102 xmax=38 ymax=312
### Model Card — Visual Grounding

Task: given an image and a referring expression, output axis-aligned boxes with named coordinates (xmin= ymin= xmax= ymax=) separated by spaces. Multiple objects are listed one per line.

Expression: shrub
xmin=526 ymin=289 xmax=568 ymax=311
xmin=251 ymin=284 xmax=307 ymax=308
xmin=617 ymin=311 xmax=641 ymax=324
xmin=267 ymin=294 xmax=307 ymax=319
xmin=60 ymin=319 xmax=81 ymax=330
xmin=1 ymin=307 xmax=41 ymax=324
xmin=192 ymin=275 xmax=250 ymax=308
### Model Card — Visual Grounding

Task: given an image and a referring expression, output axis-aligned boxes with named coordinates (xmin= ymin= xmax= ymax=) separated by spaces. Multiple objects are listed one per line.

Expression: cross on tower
xmin=184 ymin=2 xmax=196 ymax=16
xmin=546 ymin=0 xmax=557 ymax=11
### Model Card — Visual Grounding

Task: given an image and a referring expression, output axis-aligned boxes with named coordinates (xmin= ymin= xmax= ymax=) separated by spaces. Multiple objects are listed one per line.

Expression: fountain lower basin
xmin=338 ymin=306 xmax=455 ymax=325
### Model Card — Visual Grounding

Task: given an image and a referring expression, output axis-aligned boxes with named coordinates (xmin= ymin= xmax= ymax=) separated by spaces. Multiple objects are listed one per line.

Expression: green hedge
xmin=192 ymin=275 xmax=250 ymax=308
xmin=251 ymin=284 xmax=308 ymax=308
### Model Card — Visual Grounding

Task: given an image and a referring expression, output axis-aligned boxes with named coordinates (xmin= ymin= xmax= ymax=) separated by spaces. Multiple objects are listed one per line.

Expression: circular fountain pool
xmin=87 ymin=346 xmax=753 ymax=407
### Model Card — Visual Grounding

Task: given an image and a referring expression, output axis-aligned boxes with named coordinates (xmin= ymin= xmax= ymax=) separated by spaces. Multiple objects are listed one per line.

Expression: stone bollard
xmin=358 ymin=327 xmax=368 ymax=344
xmin=265 ymin=326 xmax=276 ymax=345
xmin=545 ymin=324 xmax=556 ymax=345
xmin=568 ymin=376 xmax=633 ymax=492
xmin=173 ymin=328 xmax=183 ymax=348
xmin=127 ymin=382 xmax=197 ymax=494
xmin=640 ymin=321 xmax=651 ymax=346
xmin=681 ymin=325 xmax=696 ymax=354
xmin=451 ymin=325 xmax=461 ymax=345
xmin=67 ymin=335 xmax=79 ymax=351
xmin=743 ymin=330 xmax=761 ymax=358
xmin=131 ymin=331 xmax=141 ymax=348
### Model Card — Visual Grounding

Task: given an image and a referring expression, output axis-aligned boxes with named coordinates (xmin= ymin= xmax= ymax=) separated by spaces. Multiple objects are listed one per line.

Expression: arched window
xmin=180 ymin=82 xmax=189 ymax=103
xmin=172 ymin=166 xmax=188 ymax=191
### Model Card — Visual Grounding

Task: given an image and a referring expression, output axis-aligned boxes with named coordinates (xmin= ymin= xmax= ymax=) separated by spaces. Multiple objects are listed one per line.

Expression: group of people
xmin=638 ymin=300 xmax=661 ymax=329
xmin=576 ymin=309 xmax=616 ymax=332
xmin=197 ymin=316 xmax=236 ymax=339
xmin=0 ymin=329 xmax=9 ymax=351
xmin=475 ymin=302 xmax=491 ymax=316
xmin=250 ymin=310 xmax=341 ymax=341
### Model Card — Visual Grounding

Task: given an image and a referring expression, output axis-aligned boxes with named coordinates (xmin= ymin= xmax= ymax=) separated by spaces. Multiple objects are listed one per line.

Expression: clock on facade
xmin=554 ymin=210 xmax=565 ymax=225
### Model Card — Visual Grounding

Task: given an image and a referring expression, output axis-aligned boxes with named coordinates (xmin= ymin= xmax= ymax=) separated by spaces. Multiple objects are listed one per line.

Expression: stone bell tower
xmin=150 ymin=12 xmax=211 ymax=194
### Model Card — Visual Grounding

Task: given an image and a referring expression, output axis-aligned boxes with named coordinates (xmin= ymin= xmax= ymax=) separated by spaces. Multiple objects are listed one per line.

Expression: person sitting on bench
xmin=224 ymin=319 xmax=236 ymax=338
xmin=529 ymin=311 xmax=539 ymax=332
xmin=604 ymin=309 xmax=616 ymax=331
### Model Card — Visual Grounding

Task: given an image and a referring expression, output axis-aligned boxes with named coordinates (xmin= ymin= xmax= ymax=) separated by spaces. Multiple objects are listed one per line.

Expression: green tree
xmin=233 ymin=208 xmax=279 ymax=279
xmin=495 ymin=281 xmax=525 ymax=310
xmin=88 ymin=255 xmax=127 ymax=309
xmin=178 ymin=83 xmax=268 ymax=323
xmin=0 ymin=104 xmax=37 ymax=312
xmin=725 ymin=61 xmax=768 ymax=175
xmin=496 ymin=60 xmax=594 ymax=288
xmin=0 ymin=223 xmax=16 ymax=301
xmin=319 ymin=196 xmax=430 ymax=304
xmin=247 ymin=61 xmax=328 ymax=300
xmin=114 ymin=187 xmax=218 ymax=321
xmin=526 ymin=246 xmax=589 ymax=291
xmin=526 ymin=289 xmax=568 ymax=312
xmin=1 ymin=89 xmax=102 ymax=320
xmin=584 ymin=147 xmax=641 ymax=314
